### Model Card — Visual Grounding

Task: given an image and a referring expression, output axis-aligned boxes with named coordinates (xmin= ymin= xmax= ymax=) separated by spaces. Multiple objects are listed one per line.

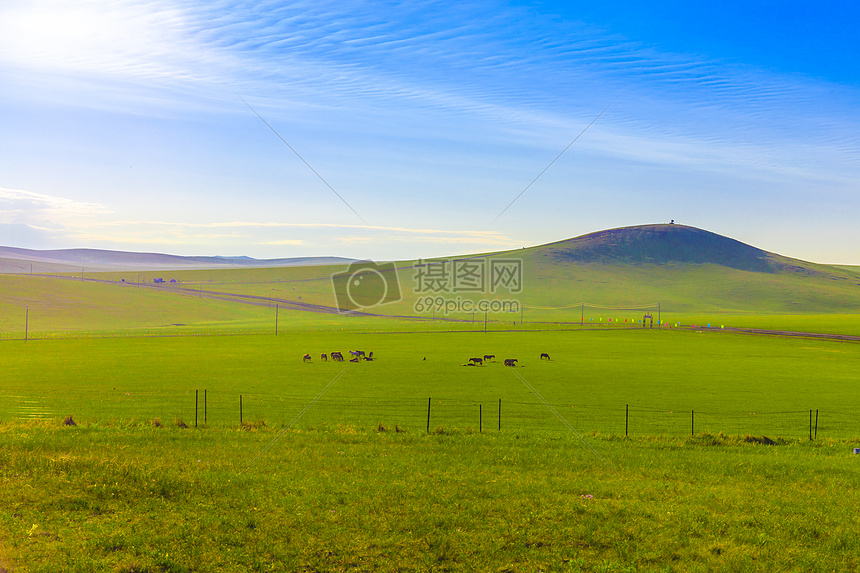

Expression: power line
xmin=237 ymin=94 xmax=368 ymax=225
xmin=506 ymin=366 xmax=614 ymax=470
xmin=524 ymin=301 xmax=660 ymax=311
xmin=492 ymin=93 xmax=622 ymax=224
xmin=239 ymin=365 xmax=351 ymax=473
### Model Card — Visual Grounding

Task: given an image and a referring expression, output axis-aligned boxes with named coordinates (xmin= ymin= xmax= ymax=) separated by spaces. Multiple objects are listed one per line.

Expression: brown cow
xmin=303 ymin=353 xmax=312 ymax=362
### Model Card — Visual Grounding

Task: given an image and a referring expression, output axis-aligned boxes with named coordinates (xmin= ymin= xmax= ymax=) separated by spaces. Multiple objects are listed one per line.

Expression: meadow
xmin=2 ymin=326 xmax=860 ymax=571
xmin=2 ymin=328 xmax=860 ymax=439
xmin=2 ymin=233 xmax=860 ymax=571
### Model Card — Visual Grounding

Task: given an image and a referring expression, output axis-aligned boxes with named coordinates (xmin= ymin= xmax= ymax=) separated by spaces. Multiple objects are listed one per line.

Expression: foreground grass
xmin=2 ymin=421 xmax=860 ymax=572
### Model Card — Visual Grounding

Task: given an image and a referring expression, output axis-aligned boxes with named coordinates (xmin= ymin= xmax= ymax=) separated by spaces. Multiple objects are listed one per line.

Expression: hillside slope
xmin=511 ymin=224 xmax=860 ymax=313
xmin=0 ymin=224 xmax=858 ymax=335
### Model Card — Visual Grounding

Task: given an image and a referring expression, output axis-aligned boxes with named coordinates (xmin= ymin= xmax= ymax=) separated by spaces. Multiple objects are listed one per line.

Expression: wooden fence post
xmin=815 ymin=409 xmax=819 ymax=440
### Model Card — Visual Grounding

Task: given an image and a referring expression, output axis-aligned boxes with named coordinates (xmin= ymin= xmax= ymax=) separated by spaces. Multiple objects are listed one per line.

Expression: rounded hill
xmin=539 ymin=224 xmax=774 ymax=272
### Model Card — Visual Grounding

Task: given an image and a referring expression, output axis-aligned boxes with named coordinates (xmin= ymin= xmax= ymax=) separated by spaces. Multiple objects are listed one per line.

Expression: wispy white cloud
xmin=18 ymin=216 xmax=521 ymax=255
xmin=1 ymin=1 xmax=858 ymax=261
xmin=0 ymin=187 xmax=111 ymax=222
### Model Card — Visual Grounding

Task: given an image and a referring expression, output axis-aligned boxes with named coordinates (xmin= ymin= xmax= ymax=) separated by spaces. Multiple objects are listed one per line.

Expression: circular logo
xmin=346 ymin=268 xmax=388 ymax=308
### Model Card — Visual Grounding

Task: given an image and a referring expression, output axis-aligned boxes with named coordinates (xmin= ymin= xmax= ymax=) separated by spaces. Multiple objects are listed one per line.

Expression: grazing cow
xmin=504 ymin=358 xmax=518 ymax=367
xmin=349 ymin=350 xmax=365 ymax=360
xmin=483 ymin=354 xmax=495 ymax=362
xmin=331 ymin=351 xmax=344 ymax=361
xmin=349 ymin=357 xmax=360 ymax=363
xmin=368 ymin=351 xmax=374 ymax=359
xmin=469 ymin=357 xmax=483 ymax=365
xmin=321 ymin=353 xmax=328 ymax=361
xmin=303 ymin=353 xmax=312 ymax=362
xmin=540 ymin=353 xmax=550 ymax=360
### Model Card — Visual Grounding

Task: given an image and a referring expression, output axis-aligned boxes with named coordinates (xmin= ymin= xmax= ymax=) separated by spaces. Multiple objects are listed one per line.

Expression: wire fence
xmin=1 ymin=391 xmax=856 ymax=440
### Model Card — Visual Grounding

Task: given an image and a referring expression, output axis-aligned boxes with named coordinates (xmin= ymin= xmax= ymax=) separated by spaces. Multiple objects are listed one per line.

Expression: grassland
xmin=3 ymin=421 xmax=860 ymax=572
xmin=2 ymin=225 xmax=860 ymax=571
xmin=2 ymin=321 xmax=860 ymax=571
xmin=2 ymin=329 xmax=859 ymax=437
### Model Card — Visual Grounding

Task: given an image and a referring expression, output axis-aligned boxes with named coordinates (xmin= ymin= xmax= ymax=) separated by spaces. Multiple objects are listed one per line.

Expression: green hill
xmin=538 ymin=224 xmax=774 ymax=271
xmin=513 ymin=224 xmax=860 ymax=314
xmin=1 ymin=223 xmax=858 ymax=335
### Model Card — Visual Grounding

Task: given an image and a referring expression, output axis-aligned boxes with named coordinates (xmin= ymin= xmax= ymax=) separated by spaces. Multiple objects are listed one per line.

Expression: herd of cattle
xmin=301 ymin=351 xmax=551 ymax=366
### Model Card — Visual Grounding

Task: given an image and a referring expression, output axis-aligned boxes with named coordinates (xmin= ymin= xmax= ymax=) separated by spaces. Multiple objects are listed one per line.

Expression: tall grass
xmin=1 ymin=422 xmax=859 ymax=571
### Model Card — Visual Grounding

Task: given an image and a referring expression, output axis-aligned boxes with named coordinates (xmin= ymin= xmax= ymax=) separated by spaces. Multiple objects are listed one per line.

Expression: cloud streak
xmin=0 ymin=187 xmax=111 ymax=222
xmin=0 ymin=1 xmax=858 ymax=261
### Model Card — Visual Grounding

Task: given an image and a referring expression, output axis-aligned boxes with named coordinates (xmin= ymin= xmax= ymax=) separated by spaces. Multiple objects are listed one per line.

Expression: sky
xmin=1 ymin=0 xmax=858 ymax=263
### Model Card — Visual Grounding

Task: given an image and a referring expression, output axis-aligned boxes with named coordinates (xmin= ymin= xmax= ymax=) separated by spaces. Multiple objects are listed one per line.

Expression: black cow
xmin=302 ymin=353 xmax=312 ymax=363
xmin=540 ymin=353 xmax=550 ymax=360
xmin=504 ymin=358 xmax=518 ymax=367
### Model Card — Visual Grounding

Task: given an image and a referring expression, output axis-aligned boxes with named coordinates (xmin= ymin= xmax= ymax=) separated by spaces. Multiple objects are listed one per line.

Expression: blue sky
xmin=1 ymin=0 xmax=858 ymax=263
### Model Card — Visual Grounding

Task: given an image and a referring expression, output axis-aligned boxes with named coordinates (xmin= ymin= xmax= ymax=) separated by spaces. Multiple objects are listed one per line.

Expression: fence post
xmin=815 ymin=409 xmax=819 ymax=439
xmin=691 ymin=410 xmax=694 ymax=436
xmin=427 ymin=397 xmax=431 ymax=433
xmin=498 ymin=399 xmax=501 ymax=431
xmin=204 ymin=390 xmax=207 ymax=425
xmin=479 ymin=404 xmax=482 ymax=433
xmin=195 ymin=390 xmax=198 ymax=428
xmin=626 ymin=404 xmax=629 ymax=437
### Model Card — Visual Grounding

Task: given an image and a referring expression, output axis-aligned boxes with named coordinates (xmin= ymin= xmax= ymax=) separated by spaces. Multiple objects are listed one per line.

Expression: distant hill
xmin=1 ymin=224 xmax=858 ymax=321
xmin=0 ymin=246 xmax=355 ymax=273
xmin=539 ymin=224 xmax=773 ymax=272
xmin=510 ymin=224 xmax=860 ymax=313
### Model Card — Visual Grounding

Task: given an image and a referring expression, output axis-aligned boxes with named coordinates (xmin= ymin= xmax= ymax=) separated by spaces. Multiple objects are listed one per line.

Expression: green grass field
xmin=2 ymin=329 xmax=859 ymax=438
xmin=3 ymin=321 xmax=860 ymax=571
xmin=3 ymin=420 xmax=860 ymax=571
xmin=2 ymin=226 xmax=860 ymax=571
